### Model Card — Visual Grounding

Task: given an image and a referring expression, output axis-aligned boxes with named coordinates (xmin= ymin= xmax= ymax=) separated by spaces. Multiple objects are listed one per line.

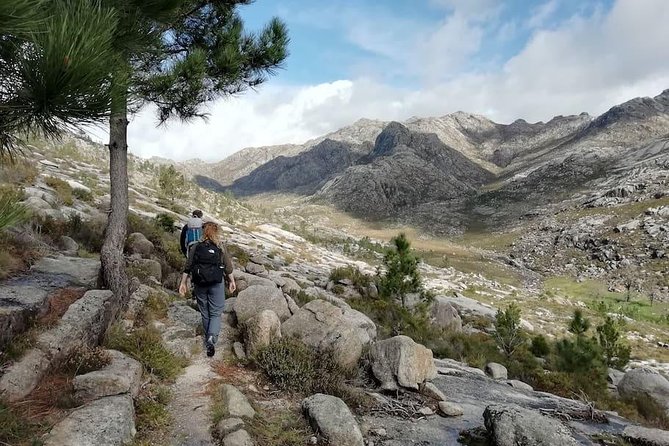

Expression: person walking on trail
xmin=180 ymin=209 xmax=204 ymax=257
xmin=179 ymin=221 xmax=236 ymax=357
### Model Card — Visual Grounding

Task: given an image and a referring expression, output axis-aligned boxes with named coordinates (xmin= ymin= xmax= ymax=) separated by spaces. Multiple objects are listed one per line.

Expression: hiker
xmin=179 ymin=221 xmax=236 ymax=357
xmin=179 ymin=209 xmax=204 ymax=257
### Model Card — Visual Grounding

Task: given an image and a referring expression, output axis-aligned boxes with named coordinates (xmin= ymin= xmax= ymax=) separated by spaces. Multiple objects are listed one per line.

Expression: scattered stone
xmin=233 ymin=285 xmax=291 ymax=323
xmin=60 ymin=235 xmax=79 ymax=255
xmin=73 ymin=350 xmax=142 ymax=401
xmin=126 ymin=285 xmax=152 ymax=317
xmin=284 ymin=293 xmax=300 ymax=314
xmin=302 ymin=393 xmax=364 ymax=446
xmin=42 ymin=395 xmax=135 ymax=446
xmin=233 ymin=342 xmax=247 ymax=360
xmin=438 ymin=401 xmax=464 ymax=417
xmin=444 ymin=293 xmax=496 ymax=321
xmin=31 ymin=255 xmax=100 ymax=287
xmin=607 ymin=368 xmax=625 ymax=386
xmin=483 ymin=404 xmax=579 ymax=446
xmin=618 ymin=367 xmax=669 ymax=414
xmin=222 ymin=429 xmax=253 ymax=446
xmin=505 ymin=380 xmax=533 ymax=391
xmin=485 ymin=362 xmax=508 ymax=380
xmin=434 ymin=358 xmax=486 ymax=377
xmin=371 ymin=428 xmax=387 ymax=437
xmin=420 ymin=382 xmax=446 ymax=401
xmin=214 ymin=418 xmax=245 ymax=438
xmin=243 ymin=309 xmax=281 ymax=356
xmin=369 ymin=335 xmax=437 ymax=391
xmin=622 ymin=425 xmax=669 ymax=446
xmin=282 ymin=299 xmax=376 ymax=369
xmin=245 ymin=261 xmax=267 ymax=276
xmin=220 ymin=384 xmax=256 ymax=419
xmin=418 ymin=407 xmax=434 ymax=416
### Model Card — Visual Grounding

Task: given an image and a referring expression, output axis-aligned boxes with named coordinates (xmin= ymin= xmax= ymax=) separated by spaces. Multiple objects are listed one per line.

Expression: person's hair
xmin=202 ymin=221 xmax=219 ymax=242
xmin=192 ymin=209 xmax=203 ymax=218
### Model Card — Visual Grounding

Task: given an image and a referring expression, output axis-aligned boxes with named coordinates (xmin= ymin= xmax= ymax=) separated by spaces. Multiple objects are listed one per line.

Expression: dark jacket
xmin=179 ymin=225 xmax=188 ymax=257
xmin=183 ymin=239 xmax=234 ymax=283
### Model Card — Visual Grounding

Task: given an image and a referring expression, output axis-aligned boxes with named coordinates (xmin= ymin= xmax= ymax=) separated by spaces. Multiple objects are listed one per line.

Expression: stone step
xmin=0 ymin=285 xmax=49 ymax=347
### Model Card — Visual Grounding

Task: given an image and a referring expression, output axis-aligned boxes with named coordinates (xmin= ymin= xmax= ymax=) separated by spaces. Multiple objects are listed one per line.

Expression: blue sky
xmin=124 ymin=0 xmax=668 ymax=161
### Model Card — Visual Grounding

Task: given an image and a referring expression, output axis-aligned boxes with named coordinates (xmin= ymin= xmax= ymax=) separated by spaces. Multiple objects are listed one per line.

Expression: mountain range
xmin=176 ymin=90 xmax=669 ymax=234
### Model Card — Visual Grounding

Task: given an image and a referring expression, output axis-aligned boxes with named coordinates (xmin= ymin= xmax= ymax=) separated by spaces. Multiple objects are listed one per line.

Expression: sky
xmin=97 ymin=0 xmax=669 ymax=161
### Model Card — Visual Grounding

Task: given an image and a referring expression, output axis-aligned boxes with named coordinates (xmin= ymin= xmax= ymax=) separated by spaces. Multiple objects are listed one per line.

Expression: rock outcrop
xmin=483 ymin=404 xmax=579 ymax=446
xmin=281 ymin=299 xmax=376 ymax=368
xmin=242 ymin=309 xmax=281 ymax=356
xmin=618 ymin=367 xmax=669 ymax=414
xmin=233 ymin=285 xmax=291 ymax=323
xmin=302 ymin=393 xmax=364 ymax=446
xmin=369 ymin=335 xmax=437 ymax=390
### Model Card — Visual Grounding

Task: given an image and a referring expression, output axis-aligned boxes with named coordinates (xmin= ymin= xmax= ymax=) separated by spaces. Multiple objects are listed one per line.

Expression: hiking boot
xmin=206 ymin=336 xmax=215 ymax=357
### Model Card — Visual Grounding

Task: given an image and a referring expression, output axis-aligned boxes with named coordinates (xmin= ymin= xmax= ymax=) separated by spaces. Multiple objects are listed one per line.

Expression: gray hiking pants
xmin=194 ymin=281 xmax=226 ymax=344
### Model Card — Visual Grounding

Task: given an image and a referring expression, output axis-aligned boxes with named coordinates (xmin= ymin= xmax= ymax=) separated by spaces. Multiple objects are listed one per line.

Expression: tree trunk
xmin=101 ymin=93 xmax=129 ymax=304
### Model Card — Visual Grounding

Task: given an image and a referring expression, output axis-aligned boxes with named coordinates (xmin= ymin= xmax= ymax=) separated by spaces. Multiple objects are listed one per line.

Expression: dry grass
xmin=40 ymin=287 xmax=87 ymax=328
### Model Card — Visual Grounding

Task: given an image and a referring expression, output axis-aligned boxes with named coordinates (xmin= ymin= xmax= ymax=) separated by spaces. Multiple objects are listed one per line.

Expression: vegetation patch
xmin=105 ymin=323 xmax=187 ymax=381
xmin=246 ymin=408 xmax=312 ymax=446
xmin=61 ymin=345 xmax=112 ymax=375
xmin=227 ymin=243 xmax=250 ymax=266
xmin=134 ymin=384 xmax=172 ymax=441
xmin=45 ymin=176 xmax=74 ymax=205
xmin=253 ymin=337 xmax=372 ymax=410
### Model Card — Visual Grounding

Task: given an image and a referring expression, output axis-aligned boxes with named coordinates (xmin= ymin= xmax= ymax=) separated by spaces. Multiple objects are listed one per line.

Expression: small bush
xmin=227 ymin=243 xmax=250 ymax=266
xmin=135 ymin=386 xmax=171 ymax=431
xmin=45 ymin=176 xmax=74 ymax=205
xmin=530 ymin=335 xmax=551 ymax=357
xmin=596 ymin=316 xmax=631 ymax=369
xmin=105 ymin=324 xmax=187 ymax=381
xmin=245 ymin=408 xmax=311 ymax=446
xmin=61 ymin=345 xmax=112 ymax=375
xmin=291 ymin=290 xmax=314 ymax=307
xmin=253 ymin=338 xmax=369 ymax=409
xmin=0 ymin=159 xmax=38 ymax=185
xmin=155 ymin=213 xmax=176 ymax=233
xmin=72 ymin=187 xmax=94 ymax=203
xmin=329 ymin=265 xmax=372 ymax=293
xmin=0 ymin=188 xmax=29 ymax=232
xmin=494 ymin=303 xmax=525 ymax=357
xmin=0 ymin=401 xmax=40 ymax=445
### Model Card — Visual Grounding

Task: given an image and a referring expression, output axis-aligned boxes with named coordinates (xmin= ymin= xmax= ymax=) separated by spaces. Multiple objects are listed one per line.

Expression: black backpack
xmin=191 ymin=241 xmax=224 ymax=286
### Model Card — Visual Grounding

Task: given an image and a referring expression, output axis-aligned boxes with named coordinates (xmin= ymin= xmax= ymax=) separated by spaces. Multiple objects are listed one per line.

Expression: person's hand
xmin=228 ymin=279 xmax=236 ymax=294
xmin=179 ymin=282 xmax=188 ymax=297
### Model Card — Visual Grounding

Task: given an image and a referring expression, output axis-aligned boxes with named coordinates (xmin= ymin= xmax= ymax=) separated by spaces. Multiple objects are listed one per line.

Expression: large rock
xmin=281 ymin=299 xmax=376 ymax=369
xmin=0 ymin=286 xmax=50 ymax=347
xmin=618 ymin=367 xmax=669 ymax=414
xmin=429 ymin=297 xmax=462 ymax=331
xmin=219 ymin=385 xmax=256 ymax=418
xmin=243 ymin=310 xmax=281 ymax=356
xmin=42 ymin=394 xmax=136 ymax=446
xmin=0 ymin=290 xmax=119 ymax=401
xmin=485 ymin=362 xmax=508 ymax=380
xmin=245 ymin=261 xmax=267 ymax=276
xmin=129 ymin=258 xmax=162 ymax=282
xmin=167 ymin=302 xmax=201 ymax=330
xmin=60 ymin=235 xmax=79 ymax=255
xmin=622 ymin=425 xmax=669 ymax=446
xmin=281 ymin=277 xmax=302 ymax=295
xmin=233 ymin=285 xmax=291 ymax=323
xmin=232 ymin=270 xmax=277 ymax=290
xmin=73 ymin=350 xmax=143 ymax=401
xmin=126 ymin=232 xmax=154 ymax=258
xmin=369 ymin=335 xmax=437 ymax=391
xmin=214 ymin=417 xmax=245 ymax=438
xmin=443 ymin=293 xmax=497 ymax=321
xmin=31 ymin=256 xmax=100 ymax=288
xmin=483 ymin=404 xmax=579 ymax=446
xmin=0 ymin=349 xmax=50 ymax=402
xmin=302 ymin=394 xmax=364 ymax=446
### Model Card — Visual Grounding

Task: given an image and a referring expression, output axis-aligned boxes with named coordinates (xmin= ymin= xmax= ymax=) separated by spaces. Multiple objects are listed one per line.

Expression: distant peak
xmin=373 ymin=121 xmax=411 ymax=157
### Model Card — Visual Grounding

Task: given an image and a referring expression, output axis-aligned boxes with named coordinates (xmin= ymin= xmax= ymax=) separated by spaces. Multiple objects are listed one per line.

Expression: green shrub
xmin=227 ymin=243 xmax=250 ymax=266
xmin=530 ymin=335 xmax=551 ymax=357
xmin=494 ymin=303 xmax=525 ymax=357
xmin=72 ymin=187 xmax=94 ymax=203
xmin=155 ymin=213 xmax=176 ymax=233
xmin=253 ymin=338 xmax=369 ymax=409
xmin=555 ymin=336 xmax=605 ymax=374
xmin=291 ymin=290 xmax=314 ymax=307
xmin=0 ymin=159 xmax=38 ymax=185
xmin=61 ymin=345 xmax=112 ymax=375
xmin=45 ymin=176 xmax=74 ymax=205
xmin=245 ymin=408 xmax=311 ymax=446
xmin=596 ymin=316 xmax=631 ymax=369
xmin=0 ymin=401 xmax=40 ymax=445
xmin=135 ymin=385 xmax=172 ymax=435
xmin=329 ymin=265 xmax=372 ymax=292
xmin=568 ymin=309 xmax=591 ymax=336
xmin=0 ymin=189 xmax=29 ymax=232
xmin=105 ymin=324 xmax=187 ymax=381
xmin=378 ymin=233 xmax=422 ymax=307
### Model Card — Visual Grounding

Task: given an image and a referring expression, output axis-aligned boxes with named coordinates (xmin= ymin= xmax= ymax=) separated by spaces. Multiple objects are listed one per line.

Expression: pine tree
xmin=568 ymin=309 xmax=591 ymax=337
xmin=494 ymin=303 xmax=525 ymax=357
xmin=379 ymin=233 xmax=422 ymax=307
xmin=158 ymin=165 xmax=187 ymax=204
xmin=596 ymin=316 xmax=631 ymax=369
xmin=2 ymin=1 xmax=290 ymax=300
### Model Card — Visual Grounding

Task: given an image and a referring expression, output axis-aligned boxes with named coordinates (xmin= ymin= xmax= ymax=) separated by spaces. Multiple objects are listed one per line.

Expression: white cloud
xmin=91 ymin=0 xmax=669 ymax=162
xmin=527 ymin=0 xmax=560 ymax=29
